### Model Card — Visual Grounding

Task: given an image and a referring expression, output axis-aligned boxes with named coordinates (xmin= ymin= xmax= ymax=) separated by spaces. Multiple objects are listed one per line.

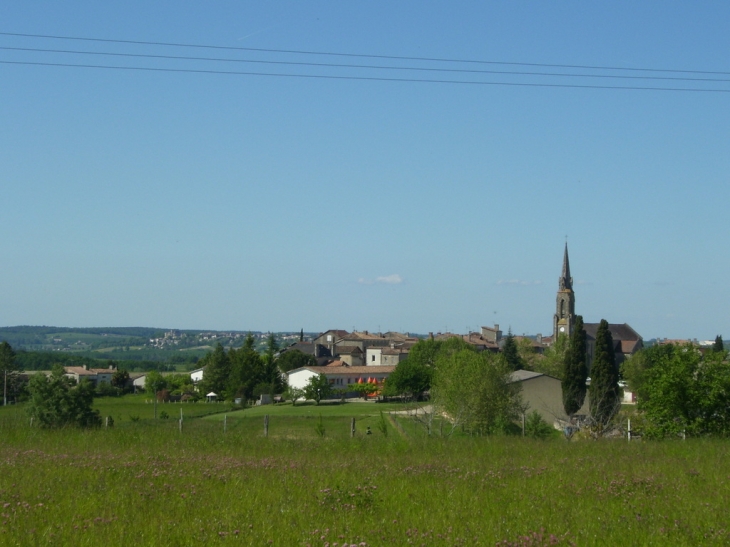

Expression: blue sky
xmin=1 ymin=2 xmax=728 ymax=340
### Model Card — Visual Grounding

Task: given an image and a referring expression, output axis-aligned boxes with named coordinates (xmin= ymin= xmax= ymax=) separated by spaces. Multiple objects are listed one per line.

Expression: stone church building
xmin=551 ymin=244 xmax=643 ymax=371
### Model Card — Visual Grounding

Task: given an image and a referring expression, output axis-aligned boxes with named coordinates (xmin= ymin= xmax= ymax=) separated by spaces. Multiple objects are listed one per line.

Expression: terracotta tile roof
xmin=334 ymin=346 xmax=363 ymax=355
xmin=293 ymin=366 xmax=396 ymax=375
xmin=347 ymin=331 xmax=387 ymax=340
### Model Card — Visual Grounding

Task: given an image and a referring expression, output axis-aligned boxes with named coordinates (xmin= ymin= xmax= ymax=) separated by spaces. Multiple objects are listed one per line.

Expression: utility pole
xmin=4 ymin=369 xmax=7 ymax=406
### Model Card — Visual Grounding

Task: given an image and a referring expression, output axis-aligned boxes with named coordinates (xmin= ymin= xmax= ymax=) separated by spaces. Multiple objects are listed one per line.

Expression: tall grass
xmin=0 ymin=400 xmax=728 ymax=546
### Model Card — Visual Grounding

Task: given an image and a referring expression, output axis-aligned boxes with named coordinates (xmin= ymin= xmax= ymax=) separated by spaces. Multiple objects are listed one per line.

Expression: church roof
xmin=583 ymin=323 xmax=642 ymax=342
xmin=559 ymin=243 xmax=573 ymax=291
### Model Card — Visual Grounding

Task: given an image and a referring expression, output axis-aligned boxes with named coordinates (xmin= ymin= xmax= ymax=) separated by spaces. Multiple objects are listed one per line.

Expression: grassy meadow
xmin=1 ymin=397 xmax=729 ymax=546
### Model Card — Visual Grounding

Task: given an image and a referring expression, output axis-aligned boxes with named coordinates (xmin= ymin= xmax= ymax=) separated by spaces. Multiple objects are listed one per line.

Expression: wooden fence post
xmin=351 ymin=417 xmax=356 ymax=438
xmin=264 ymin=415 xmax=269 ymax=437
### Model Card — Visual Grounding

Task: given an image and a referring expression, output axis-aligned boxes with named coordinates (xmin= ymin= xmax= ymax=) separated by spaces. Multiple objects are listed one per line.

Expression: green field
xmin=0 ymin=397 xmax=728 ymax=546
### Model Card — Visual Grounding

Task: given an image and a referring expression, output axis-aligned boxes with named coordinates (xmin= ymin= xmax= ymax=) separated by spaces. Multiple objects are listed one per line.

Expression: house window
xmin=371 ymin=355 xmax=375 ymax=362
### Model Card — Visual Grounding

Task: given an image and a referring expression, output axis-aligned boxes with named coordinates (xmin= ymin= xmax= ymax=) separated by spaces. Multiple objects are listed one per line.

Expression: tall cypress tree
xmin=502 ymin=330 xmax=523 ymax=371
xmin=562 ymin=315 xmax=587 ymax=416
xmin=589 ymin=319 xmax=619 ymax=425
xmin=713 ymin=335 xmax=724 ymax=353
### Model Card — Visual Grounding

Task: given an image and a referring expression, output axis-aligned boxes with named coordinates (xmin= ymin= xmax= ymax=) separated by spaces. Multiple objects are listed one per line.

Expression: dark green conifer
xmin=502 ymin=330 xmax=523 ymax=371
xmin=588 ymin=319 xmax=619 ymax=425
xmin=713 ymin=335 xmax=724 ymax=353
xmin=562 ymin=315 xmax=587 ymax=416
xmin=200 ymin=343 xmax=231 ymax=397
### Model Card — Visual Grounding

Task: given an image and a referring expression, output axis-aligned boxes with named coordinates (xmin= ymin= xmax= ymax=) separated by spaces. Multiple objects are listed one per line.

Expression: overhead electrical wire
xmin=1 ymin=45 xmax=729 ymax=84
xmin=2 ymin=59 xmax=729 ymax=93
xmin=0 ymin=30 xmax=728 ymax=92
xmin=1 ymin=30 xmax=728 ymax=76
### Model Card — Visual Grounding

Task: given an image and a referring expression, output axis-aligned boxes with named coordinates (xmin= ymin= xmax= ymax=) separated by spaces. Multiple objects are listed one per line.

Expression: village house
xmin=63 ymin=364 xmax=116 ymax=386
xmin=366 ymin=346 xmax=409 ymax=366
xmin=287 ymin=365 xmax=395 ymax=391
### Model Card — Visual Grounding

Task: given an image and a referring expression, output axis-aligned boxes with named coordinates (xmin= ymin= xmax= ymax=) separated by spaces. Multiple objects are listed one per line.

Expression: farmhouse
xmin=64 ymin=365 xmax=116 ymax=386
xmin=287 ymin=365 xmax=395 ymax=390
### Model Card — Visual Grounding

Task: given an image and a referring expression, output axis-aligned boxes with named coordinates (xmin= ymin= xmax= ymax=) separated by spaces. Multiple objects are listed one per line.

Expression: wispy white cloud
xmin=376 ymin=274 xmax=403 ymax=284
xmin=359 ymin=274 xmax=403 ymax=285
xmin=496 ymin=279 xmax=542 ymax=286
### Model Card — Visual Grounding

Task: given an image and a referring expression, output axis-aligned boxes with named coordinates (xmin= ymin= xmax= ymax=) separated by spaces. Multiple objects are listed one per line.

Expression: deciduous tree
xmin=26 ymin=368 xmax=101 ymax=428
xmin=641 ymin=345 xmax=730 ymax=437
xmin=145 ymin=370 xmax=167 ymax=396
xmin=525 ymin=334 xmax=567 ymax=380
xmin=284 ymin=386 xmax=304 ymax=406
xmin=431 ymin=349 xmax=521 ymax=435
xmin=407 ymin=338 xmax=443 ymax=368
xmin=277 ymin=349 xmax=317 ymax=373
xmin=304 ymin=374 xmax=332 ymax=405
xmin=383 ymin=359 xmax=432 ymax=399
xmin=111 ymin=368 xmax=130 ymax=391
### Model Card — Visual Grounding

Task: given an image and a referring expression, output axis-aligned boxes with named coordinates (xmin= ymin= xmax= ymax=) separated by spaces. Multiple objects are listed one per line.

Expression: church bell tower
xmin=553 ymin=243 xmax=575 ymax=340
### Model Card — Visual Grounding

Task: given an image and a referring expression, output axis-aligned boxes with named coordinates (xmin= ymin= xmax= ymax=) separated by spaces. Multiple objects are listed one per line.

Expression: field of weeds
xmin=1 ymin=400 xmax=729 ymax=546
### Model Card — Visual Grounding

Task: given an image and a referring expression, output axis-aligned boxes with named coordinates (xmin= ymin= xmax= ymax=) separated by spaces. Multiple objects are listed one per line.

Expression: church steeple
xmin=559 ymin=243 xmax=573 ymax=291
xmin=554 ymin=243 xmax=575 ymax=340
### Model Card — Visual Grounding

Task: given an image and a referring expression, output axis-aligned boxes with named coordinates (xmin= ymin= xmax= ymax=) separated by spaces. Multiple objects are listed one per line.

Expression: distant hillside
xmin=0 ymin=326 xmax=313 ymax=368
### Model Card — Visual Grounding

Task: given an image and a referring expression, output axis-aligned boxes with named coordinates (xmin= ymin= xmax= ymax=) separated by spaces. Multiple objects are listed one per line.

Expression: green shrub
xmin=524 ymin=411 xmax=553 ymax=439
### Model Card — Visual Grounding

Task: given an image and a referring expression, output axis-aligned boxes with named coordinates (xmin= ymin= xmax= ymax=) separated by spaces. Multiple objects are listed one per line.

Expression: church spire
xmin=554 ymin=243 xmax=576 ymax=340
xmin=560 ymin=243 xmax=573 ymax=291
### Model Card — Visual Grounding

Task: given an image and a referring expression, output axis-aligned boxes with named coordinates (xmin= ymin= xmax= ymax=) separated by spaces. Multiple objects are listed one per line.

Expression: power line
xmin=2 ymin=59 xmax=729 ymax=93
xmin=1 ymin=30 xmax=729 ymax=77
xmin=2 ymin=45 xmax=730 ymax=84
